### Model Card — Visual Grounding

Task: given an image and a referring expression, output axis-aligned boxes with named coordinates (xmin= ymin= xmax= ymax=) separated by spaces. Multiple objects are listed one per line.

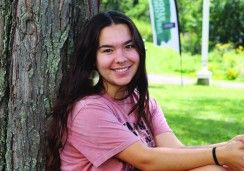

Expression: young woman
xmin=46 ymin=11 xmax=244 ymax=171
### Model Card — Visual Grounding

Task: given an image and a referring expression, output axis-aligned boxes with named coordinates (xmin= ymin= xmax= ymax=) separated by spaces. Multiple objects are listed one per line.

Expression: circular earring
xmin=91 ymin=70 xmax=99 ymax=85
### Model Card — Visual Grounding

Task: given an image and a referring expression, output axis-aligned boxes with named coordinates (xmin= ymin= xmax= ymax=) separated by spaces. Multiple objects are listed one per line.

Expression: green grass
xmin=145 ymin=41 xmax=201 ymax=77
xmin=149 ymin=84 xmax=244 ymax=145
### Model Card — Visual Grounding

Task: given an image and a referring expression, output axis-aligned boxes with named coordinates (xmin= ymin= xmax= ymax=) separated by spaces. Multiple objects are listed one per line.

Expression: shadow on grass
xmin=166 ymin=114 xmax=244 ymax=145
xmin=174 ymin=97 xmax=244 ymax=116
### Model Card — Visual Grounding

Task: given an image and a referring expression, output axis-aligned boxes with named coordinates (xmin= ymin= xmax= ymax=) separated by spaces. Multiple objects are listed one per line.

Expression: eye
xmin=102 ymin=48 xmax=113 ymax=53
xmin=125 ymin=44 xmax=135 ymax=49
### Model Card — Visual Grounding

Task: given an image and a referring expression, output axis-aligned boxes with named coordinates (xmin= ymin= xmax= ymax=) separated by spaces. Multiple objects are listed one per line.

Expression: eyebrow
xmin=98 ymin=39 xmax=133 ymax=49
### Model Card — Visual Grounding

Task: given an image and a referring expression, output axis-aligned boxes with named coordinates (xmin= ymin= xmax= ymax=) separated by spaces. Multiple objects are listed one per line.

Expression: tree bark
xmin=0 ymin=0 xmax=99 ymax=170
xmin=0 ymin=1 xmax=11 ymax=170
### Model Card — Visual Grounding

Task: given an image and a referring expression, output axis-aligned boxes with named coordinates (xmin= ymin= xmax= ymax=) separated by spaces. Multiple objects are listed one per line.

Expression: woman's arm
xmin=116 ymin=133 xmax=244 ymax=171
xmin=155 ymin=132 xmax=228 ymax=170
xmin=155 ymin=132 xmax=184 ymax=147
xmin=156 ymin=132 xmax=244 ymax=171
xmin=116 ymin=141 xmax=215 ymax=170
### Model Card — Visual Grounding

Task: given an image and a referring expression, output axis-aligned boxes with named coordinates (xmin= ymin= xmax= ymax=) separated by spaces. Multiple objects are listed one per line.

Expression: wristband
xmin=212 ymin=147 xmax=221 ymax=166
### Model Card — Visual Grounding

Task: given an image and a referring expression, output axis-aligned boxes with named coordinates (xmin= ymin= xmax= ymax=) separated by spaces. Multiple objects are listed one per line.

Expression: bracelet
xmin=212 ymin=147 xmax=221 ymax=166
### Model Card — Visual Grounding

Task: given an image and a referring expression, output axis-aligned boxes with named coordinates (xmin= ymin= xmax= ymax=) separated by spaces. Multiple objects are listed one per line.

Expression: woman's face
xmin=96 ymin=24 xmax=140 ymax=98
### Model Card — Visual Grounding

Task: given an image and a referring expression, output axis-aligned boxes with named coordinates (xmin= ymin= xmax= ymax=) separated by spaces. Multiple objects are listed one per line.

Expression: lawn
xmin=149 ymin=84 xmax=244 ymax=145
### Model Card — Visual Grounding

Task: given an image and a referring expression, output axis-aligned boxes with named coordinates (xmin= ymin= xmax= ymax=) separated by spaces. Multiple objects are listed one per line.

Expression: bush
xmin=180 ymin=32 xmax=201 ymax=54
xmin=225 ymin=68 xmax=239 ymax=80
xmin=207 ymin=43 xmax=244 ymax=81
xmin=236 ymin=45 xmax=244 ymax=55
xmin=208 ymin=63 xmax=223 ymax=80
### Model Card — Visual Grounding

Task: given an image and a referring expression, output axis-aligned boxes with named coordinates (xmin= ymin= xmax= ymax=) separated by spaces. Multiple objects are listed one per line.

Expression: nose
xmin=114 ymin=48 xmax=127 ymax=64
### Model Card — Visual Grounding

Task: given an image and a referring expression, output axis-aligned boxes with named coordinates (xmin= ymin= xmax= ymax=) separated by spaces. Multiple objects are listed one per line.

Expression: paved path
xmin=148 ymin=74 xmax=244 ymax=89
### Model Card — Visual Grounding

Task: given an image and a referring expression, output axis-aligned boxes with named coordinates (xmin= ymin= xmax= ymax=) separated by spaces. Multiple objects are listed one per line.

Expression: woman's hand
xmin=218 ymin=135 xmax=244 ymax=171
xmin=231 ymin=134 xmax=244 ymax=143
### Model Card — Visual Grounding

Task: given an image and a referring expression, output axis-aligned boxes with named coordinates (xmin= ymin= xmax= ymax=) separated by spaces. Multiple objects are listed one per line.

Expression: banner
xmin=149 ymin=0 xmax=180 ymax=53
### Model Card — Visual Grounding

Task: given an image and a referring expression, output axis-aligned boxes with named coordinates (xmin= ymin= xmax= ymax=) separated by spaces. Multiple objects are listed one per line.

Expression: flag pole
xmin=197 ymin=0 xmax=212 ymax=85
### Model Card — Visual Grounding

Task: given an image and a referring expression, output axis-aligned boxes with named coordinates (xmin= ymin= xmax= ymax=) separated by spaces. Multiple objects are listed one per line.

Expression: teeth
xmin=114 ymin=67 xmax=129 ymax=72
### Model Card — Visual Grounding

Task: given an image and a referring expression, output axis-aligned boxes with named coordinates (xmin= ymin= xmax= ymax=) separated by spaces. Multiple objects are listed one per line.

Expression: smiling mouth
xmin=112 ymin=66 xmax=131 ymax=72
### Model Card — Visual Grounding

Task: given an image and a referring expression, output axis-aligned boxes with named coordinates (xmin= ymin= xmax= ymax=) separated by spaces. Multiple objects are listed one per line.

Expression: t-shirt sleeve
xmin=149 ymin=97 xmax=172 ymax=136
xmin=67 ymin=99 xmax=140 ymax=167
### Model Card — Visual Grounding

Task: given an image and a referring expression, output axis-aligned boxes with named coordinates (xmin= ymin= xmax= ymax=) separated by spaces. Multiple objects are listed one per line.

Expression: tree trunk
xmin=0 ymin=1 xmax=99 ymax=170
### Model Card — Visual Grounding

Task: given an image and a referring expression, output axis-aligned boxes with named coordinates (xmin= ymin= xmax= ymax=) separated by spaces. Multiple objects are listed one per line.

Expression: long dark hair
xmin=46 ymin=11 xmax=150 ymax=171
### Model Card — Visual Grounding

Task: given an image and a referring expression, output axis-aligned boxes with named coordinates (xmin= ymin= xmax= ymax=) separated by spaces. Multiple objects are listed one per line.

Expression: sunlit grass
xmin=149 ymin=84 xmax=244 ymax=145
xmin=145 ymin=41 xmax=201 ymax=77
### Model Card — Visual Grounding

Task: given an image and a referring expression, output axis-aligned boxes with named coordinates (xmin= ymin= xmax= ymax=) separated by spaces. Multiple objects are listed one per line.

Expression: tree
xmin=210 ymin=0 xmax=244 ymax=47
xmin=0 ymin=1 xmax=99 ymax=170
xmin=101 ymin=0 xmax=150 ymax=22
xmin=177 ymin=0 xmax=244 ymax=53
xmin=176 ymin=0 xmax=203 ymax=54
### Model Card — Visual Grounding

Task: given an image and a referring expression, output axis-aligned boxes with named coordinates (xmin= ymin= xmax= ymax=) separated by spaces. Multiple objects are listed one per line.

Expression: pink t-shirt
xmin=60 ymin=94 xmax=171 ymax=171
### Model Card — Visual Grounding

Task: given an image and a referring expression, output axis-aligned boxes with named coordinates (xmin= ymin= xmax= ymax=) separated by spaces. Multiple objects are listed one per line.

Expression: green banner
xmin=151 ymin=0 xmax=171 ymax=44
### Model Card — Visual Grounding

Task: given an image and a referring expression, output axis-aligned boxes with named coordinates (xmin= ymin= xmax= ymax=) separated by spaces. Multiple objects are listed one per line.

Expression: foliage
xmin=177 ymin=0 xmax=244 ymax=53
xmin=100 ymin=0 xmax=150 ymax=22
xmin=226 ymin=68 xmax=239 ymax=80
xmin=133 ymin=18 xmax=152 ymax=42
xmin=174 ymin=1 xmax=201 ymax=54
xmin=180 ymin=32 xmax=201 ymax=54
xmin=149 ymin=84 xmax=244 ymax=145
xmin=176 ymin=0 xmax=203 ymax=34
xmin=209 ymin=0 xmax=244 ymax=48
xmin=176 ymin=0 xmax=203 ymax=54
xmin=208 ymin=43 xmax=244 ymax=81
xmin=146 ymin=41 xmax=244 ymax=81
xmin=100 ymin=0 xmax=121 ymax=11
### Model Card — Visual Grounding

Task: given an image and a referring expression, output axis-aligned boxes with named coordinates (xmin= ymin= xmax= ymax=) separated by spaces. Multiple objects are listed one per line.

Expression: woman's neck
xmin=103 ymin=86 xmax=128 ymax=99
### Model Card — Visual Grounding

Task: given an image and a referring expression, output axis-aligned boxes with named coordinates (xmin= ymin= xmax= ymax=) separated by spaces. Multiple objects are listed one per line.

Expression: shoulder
xmin=68 ymin=94 xmax=125 ymax=127
xmin=72 ymin=95 xmax=110 ymax=117
xmin=76 ymin=94 xmax=108 ymax=106
xmin=148 ymin=96 xmax=160 ymax=112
